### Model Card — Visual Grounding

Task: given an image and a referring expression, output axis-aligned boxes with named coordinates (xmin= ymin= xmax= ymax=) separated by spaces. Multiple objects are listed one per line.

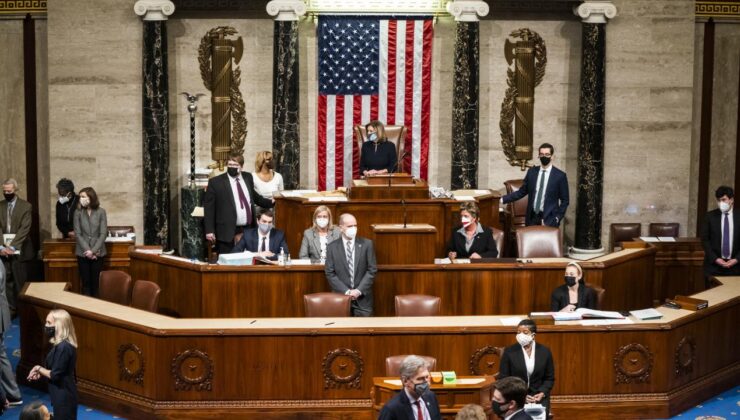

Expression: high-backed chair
xmin=131 ymin=280 xmax=161 ymax=313
xmin=516 ymin=226 xmax=563 ymax=258
xmin=649 ymin=222 xmax=679 ymax=238
xmin=98 ymin=270 xmax=133 ymax=305
xmin=394 ymin=294 xmax=441 ymax=316
xmin=303 ymin=293 xmax=352 ymax=317
xmin=492 ymin=227 xmax=505 ymax=258
xmin=503 ymin=180 xmax=527 ymax=228
xmin=610 ymin=223 xmax=641 ymax=251
xmin=385 ymin=355 xmax=438 ymax=376
xmin=586 ymin=282 xmax=606 ymax=310
xmin=354 ymin=124 xmax=407 ymax=173
xmin=107 ymin=225 xmax=135 ymax=238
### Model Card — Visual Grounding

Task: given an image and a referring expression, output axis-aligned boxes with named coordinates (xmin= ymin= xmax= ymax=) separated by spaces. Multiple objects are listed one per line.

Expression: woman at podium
xmin=447 ymin=202 xmax=498 ymax=259
xmin=299 ymin=205 xmax=341 ymax=263
xmin=360 ymin=120 xmax=398 ymax=176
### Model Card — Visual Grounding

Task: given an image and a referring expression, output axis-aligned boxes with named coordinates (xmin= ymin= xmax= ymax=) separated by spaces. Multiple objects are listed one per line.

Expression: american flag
xmin=317 ymin=16 xmax=433 ymax=191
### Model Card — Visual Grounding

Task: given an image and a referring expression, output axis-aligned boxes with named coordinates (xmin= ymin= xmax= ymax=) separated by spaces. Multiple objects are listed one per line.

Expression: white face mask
xmin=80 ymin=197 xmax=90 ymax=207
xmin=344 ymin=226 xmax=357 ymax=239
xmin=461 ymin=216 xmax=472 ymax=227
xmin=719 ymin=201 xmax=731 ymax=213
xmin=58 ymin=195 xmax=69 ymax=204
xmin=516 ymin=332 xmax=534 ymax=347
xmin=316 ymin=217 xmax=329 ymax=228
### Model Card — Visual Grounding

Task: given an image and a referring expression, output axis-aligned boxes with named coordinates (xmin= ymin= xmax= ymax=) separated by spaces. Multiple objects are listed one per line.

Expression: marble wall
xmin=37 ymin=20 xmax=51 ymax=241
xmin=0 ymin=20 xmax=27 ymax=194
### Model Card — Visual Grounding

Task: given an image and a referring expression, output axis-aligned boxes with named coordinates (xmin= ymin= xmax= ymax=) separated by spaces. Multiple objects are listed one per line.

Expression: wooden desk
xmin=350 ymin=177 xmax=428 ymax=199
xmin=371 ymin=376 xmax=494 ymax=419
xmin=126 ymin=246 xmax=655 ymax=318
xmin=17 ymin=278 xmax=740 ymax=419
xmin=42 ymin=239 xmax=133 ymax=293
xmin=371 ymin=223 xmax=437 ymax=264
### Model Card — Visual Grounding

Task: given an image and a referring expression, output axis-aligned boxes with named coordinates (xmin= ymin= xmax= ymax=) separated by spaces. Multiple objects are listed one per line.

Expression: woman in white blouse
xmin=298 ymin=206 xmax=341 ymax=263
xmin=251 ymin=151 xmax=284 ymax=199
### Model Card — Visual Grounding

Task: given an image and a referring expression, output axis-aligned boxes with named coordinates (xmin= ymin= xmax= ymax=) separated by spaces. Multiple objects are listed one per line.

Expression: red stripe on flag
xmin=403 ymin=21 xmax=415 ymax=174
xmin=420 ymin=20 xmax=433 ymax=181
xmin=386 ymin=20 xmax=397 ymax=125
xmin=353 ymin=96 xmax=362 ymax=179
xmin=370 ymin=95 xmax=379 ymax=121
xmin=318 ymin=95 xmax=327 ymax=191
xmin=334 ymin=97 xmax=345 ymax=188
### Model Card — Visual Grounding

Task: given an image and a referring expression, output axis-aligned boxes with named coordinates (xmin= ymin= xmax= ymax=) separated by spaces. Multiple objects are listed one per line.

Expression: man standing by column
xmin=0 ymin=179 xmax=34 ymax=315
xmin=702 ymin=186 xmax=740 ymax=277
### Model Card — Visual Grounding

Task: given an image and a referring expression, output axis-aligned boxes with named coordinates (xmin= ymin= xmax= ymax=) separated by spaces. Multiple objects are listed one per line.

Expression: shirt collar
xmin=504 ymin=408 xmax=525 ymax=420
xmin=457 ymin=222 xmax=484 ymax=236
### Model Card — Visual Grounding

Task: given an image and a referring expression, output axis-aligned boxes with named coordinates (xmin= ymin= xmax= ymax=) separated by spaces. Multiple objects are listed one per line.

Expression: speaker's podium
xmin=349 ymin=173 xmax=429 ymax=199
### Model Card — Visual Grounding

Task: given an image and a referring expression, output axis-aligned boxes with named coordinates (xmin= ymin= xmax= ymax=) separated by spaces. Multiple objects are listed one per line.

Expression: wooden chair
xmin=492 ymin=227 xmax=505 ymax=258
xmin=385 ymin=355 xmax=438 ymax=376
xmin=516 ymin=226 xmax=563 ymax=258
xmin=649 ymin=222 xmax=679 ymax=237
xmin=394 ymin=294 xmax=441 ymax=316
xmin=503 ymin=179 xmax=527 ymax=257
xmin=586 ymin=282 xmax=606 ymax=310
xmin=610 ymin=223 xmax=641 ymax=251
xmin=131 ymin=280 xmax=161 ymax=313
xmin=98 ymin=270 xmax=133 ymax=305
xmin=354 ymin=124 xmax=407 ymax=173
xmin=303 ymin=293 xmax=352 ymax=317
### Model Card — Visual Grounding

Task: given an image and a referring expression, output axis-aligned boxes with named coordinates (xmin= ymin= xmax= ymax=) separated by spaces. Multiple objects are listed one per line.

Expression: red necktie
xmin=414 ymin=400 xmax=423 ymax=420
xmin=235 ymin=177 xmax=252 ymax=225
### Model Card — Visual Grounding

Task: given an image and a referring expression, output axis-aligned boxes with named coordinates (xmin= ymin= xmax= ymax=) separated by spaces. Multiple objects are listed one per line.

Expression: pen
xmin=324 ymin=322 xmax=335 ymax=326
xmin=250 ymin=320 xmax=257 ymax=324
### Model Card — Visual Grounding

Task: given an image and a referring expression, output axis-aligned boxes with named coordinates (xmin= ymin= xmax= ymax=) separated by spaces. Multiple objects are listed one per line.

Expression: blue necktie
xmin=722 ymin=212 xmax=730 ymax=259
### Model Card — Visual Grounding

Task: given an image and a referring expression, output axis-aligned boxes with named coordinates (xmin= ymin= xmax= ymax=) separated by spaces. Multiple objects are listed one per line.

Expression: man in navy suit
xmin=701 ymin=186 xmax=740 ymax=276
xmin=492 ymin=377 xmax=534 ymax=420
xmin=232 ymin=209 xmax=288 ymax=260
xmin=378 ymin=355 xmax=441 ymax=420
xmin=502 ymin=143 xmax=569 ymax=227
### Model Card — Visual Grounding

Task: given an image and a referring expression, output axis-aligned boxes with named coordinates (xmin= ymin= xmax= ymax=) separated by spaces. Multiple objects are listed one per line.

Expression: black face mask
xmin=539 ymin=156 xmax=551 ymax=166
xmin=45 ymin=326 xmax=56 ymax=338
xmin=565 ymin=275 xmax=577 ymax=287
xmin=265 ymin=161 xmax=273 ymax=170
xmin=3 ymin=193 xmax=15 ymax=202
xmin=227 ymin=167 xmax=240 ymax=177
xmin=492 ymin=400 xmax=510 ymax=417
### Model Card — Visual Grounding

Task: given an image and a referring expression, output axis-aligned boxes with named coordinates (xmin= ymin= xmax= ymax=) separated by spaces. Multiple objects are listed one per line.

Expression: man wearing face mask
xmin=204 ymin=152 xmax=275 ymax=255
xmin=324 ymin=213 xmax=377 ymax=316
xmin=502 ymin=143 xmax=569 ymax=227
xmin=378 ymin=355 xmax=441 ymax=420
xmin=0 ymin=178 xmax=34 ymax=315
xmin=491 ymin=377 xmax=533 ymax=420
xmin=232 ymin=209 xmax=288 ymax=260
xmin=55 ymin=178 xmax=78 ymax=239
xmin=701 ymin=185 xmax=740 ymax=277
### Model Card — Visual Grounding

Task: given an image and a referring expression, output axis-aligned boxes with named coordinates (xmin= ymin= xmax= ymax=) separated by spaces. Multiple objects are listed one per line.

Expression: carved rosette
xmin=469 ymin=346 xmax=503 ymax=376
xmin=171 ymin=349 xmax=214 ymax=391
xmin=118 ymin=343 xmax=145 ymax=385
xmin=613 ymin=343 xmax=653 ymax=384
xmin=674 ymin=336 xmax=697 ymax=377
xmin=322 ymin=348 xmax=363 ymax=389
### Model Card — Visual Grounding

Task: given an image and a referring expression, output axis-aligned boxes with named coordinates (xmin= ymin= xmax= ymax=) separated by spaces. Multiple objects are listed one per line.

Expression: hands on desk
xmin=206 ymin=233 xmax=216 ymax=243
xmin=258 ymin=251 xmax=275 ymax=258
xmin=560 ymin=304 xmax=577 ymax=313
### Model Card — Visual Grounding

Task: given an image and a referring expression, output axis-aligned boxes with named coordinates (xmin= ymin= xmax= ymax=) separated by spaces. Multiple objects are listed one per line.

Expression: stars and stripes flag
xmin=317 ymin=16 xmax=433 ymax=190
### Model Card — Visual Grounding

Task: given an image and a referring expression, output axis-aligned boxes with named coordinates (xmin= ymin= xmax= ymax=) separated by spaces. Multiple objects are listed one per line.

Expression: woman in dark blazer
xmin=28 ymin=309 xmax=78 ymax=420
xmin=298 ymin=205 xmax=341 ymax=262
xmin=73 ymin=187 xmax=107 ymax=297
xmin=550 ymin=262 xmax=598 ymax=312
xmin=499 ymin=319 xmax=555 ymax=416
xmin=360 ymin=120 xmax=398 ymax=176
xmin=447 ymin=202 xmax=498 ymax=259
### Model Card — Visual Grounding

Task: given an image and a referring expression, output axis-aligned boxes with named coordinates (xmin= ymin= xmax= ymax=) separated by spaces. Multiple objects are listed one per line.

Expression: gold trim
xmin=515 ymin=97 xmax=534 ymax=104
xmin=0 ymin=0 xmax=47 ymax=17
xmin=515 ymin=146 xmax=532 ymax=152
xmin=213 ymin=97 xmax=232 ymax=103
xmin=696 ymin=1 xmax=740 ymax=19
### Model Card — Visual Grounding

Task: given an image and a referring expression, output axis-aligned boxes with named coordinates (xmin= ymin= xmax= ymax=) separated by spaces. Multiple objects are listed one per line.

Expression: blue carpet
xmin=0 ymin=317 xmax=736 ymax=419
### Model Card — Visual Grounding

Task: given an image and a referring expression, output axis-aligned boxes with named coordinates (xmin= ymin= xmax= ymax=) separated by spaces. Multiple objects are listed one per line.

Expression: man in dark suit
xmin=378 ymin=355 xmax=441 ymax=420
xmin=204 ymin=153 xmax=274 ymax=255
xmin=55 ymin=178 xmax=78 ymax=239
xmin=0 ymin=263 xmax=22 ymax=406
xmin=0 ymin=178 xmax=34 ymax=314
xmin=232 ymin=209 xmax=288 ymax=260
xmin=324 ymin=213 xmax=377 ymax=317
xmin=701 ymin=185 xmax=740 ymax=276
xmin=492 ymin=377 xmax=533 ymax=420
xmin=502 ymin=143 xmax=569 ymax=227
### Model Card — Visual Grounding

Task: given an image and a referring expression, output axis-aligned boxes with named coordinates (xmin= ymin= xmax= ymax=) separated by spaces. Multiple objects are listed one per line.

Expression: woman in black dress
xmin=360 ymin=120 xmax=398 ymax=176
xmin=27 ymin=309 xmax=78 ymax=420
xmin=550 ymin=261 xmax=598 ymax=312
xmin=447 ymin=202 xmax=498 ymax=259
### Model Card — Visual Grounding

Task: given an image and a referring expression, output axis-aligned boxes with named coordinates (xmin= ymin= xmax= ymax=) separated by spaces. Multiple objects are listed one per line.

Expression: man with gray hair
xmin=0 ymin=179 xmax=34 ymax=315
xmin=379 ymin=355 xmax=441 ymax=420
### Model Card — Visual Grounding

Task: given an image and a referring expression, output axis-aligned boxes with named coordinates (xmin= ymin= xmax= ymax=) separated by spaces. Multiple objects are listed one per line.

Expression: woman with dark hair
xmin=499 ymin=319 xmax=555 ymax=417
xmin=446 ymin=202 xmax=498 ymax=259
xmin=73 ymin=187 xmax=107 ymax=297
xmin=55 ymin=178 xmax=78 ymax=239
xmin=550 ymin=262 xmax=598 ymax=312
xmin=360 ymin=120 xmax=398 ymax=176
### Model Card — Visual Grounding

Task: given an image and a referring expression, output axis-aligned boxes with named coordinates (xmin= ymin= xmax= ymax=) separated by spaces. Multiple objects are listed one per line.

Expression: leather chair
xmin=586 ymin=282 xmax=606 ymax=310
xmin=131 ymin=280 xmax=161 ymax=313
xmin=303 ymin=293 xmax=352 ymax=317
xmin=649 ymin=222 xmax=679 ymax=237
xmin=98 ymin=270 xmax=133 ymax=305
xmin=354 ymin=124 xmax=407 ymax=173
xmin=610 ymin=223 xmax=641 ymax=251
xmin=516 ymin=226 xmax=563 ymax=258
xmin=394 ymin=294 xmax=441 ymax=316
xmin=385 ymin=355 xmax=437 ymax=376
xmin=492 ymin=227 xmax=505 ymax=258
xmin=107 ymin=225 xmax=135 ymax=238
xmin=503 ymin=179 xmax=527 ymax=228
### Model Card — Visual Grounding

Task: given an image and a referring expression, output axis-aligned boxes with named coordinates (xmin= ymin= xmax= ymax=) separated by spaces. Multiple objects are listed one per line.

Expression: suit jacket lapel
xmin=222 ymin=175 xmax=237 ymax=216
xmin=311 ymin=230 xmax=322 ymax=256
xmin=399 ymin=389 xmax=415 ymax=420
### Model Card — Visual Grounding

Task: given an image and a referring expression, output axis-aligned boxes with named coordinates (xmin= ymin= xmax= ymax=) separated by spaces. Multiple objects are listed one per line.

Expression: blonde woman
xmin=360 ymin=120 xmax=398 ymax=176
xmin=251 ymin=151 xmax=284 ymax=199
xmin=298 ymin=205 xmax=341 ymax=262
xmin=27 ymin=309 xmax=78 ymax=420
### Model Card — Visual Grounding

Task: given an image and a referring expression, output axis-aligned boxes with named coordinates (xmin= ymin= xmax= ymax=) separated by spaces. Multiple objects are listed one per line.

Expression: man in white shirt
xmin=492 ymin=376 xmax=533 ymax=420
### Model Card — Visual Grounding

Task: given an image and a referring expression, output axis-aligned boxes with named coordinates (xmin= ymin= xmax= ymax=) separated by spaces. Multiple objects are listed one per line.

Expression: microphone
xmin=393 ymin=150 xmax=410 ymax=174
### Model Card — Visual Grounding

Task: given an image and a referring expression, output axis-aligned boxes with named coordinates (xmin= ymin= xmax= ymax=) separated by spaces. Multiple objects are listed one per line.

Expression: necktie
xmin=346 ymin=241 xmax=354 ymax=288
xmin=235 ymin=177 xmax=252 ymax=225
xmin=414 ymin=400 xmax=423 ymax=420
xmin=534 ymin=169 xmax=546 ymax=213
xmin=6 ymin=203 xmax=12 ymax=233
xmin=722 ymin=212 xmax=730 ymax=259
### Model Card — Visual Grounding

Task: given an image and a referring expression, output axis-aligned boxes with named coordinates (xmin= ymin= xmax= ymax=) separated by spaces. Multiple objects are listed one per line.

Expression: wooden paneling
xmin=625 ymin=239 xmax=705 ymax=302
xmin=42 ymin=240 xmax=133 ymax=292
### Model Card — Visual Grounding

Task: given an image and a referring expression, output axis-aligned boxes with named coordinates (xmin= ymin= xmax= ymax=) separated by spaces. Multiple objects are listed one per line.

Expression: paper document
xmin=452 ymin=258 xmax=471 ymax=264
xmin=575 ymin=308 xmax=624 ymax=319
xmin=639 ymin=236 xmax=659 ymax=242
xmin=580 ymin=318 xmax=634 ymax=326
xmin=453 ymin=196 xmax=475 ymax=201
xmin=161 ymin=254 xmax=207 ymax=264
xmin=289 ymin=259 xmax=315 ymax=266
xmin=456 ymin=378 xmax=485 ymax=385
xmin=434 ymin=258 xmax=452 ymax=265
xmin=135 ymin=248 xmax=163 ymax=255
xmin=657 ymin=237 xmax=676 ymax=242
xmin=384 ymin=379 xmax=403 ymax=386
xmin=551 ymin=312 xmax=582 ymax=321
xmin=307 ymin=196 xmax=348 ymax=202
xmin=629 ymin=308 xmax=663 ymax=320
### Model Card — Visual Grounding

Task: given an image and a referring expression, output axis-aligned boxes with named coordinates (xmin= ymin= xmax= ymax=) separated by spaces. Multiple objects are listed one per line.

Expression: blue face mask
xmin=368 ymin=132 xmax=378 ymax=142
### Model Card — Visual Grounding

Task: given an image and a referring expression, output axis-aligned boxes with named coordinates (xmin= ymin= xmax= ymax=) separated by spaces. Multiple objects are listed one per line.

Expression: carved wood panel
xmin=322 ymin=348 xmax=363 ymax=389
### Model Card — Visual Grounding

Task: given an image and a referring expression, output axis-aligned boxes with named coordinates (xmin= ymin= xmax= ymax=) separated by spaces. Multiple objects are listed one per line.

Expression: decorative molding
xmin=674 ymin=336 xmax=697 ymax=377
xmin=171 ymin=349 xmax=214 ymax=391
xmin=469 ymin=345 xmax=503 ymax=376
xmin=0 ymin=0 xmax=46 ymax=17
xmin=322 ymin=348 xmax=363 ymax=389
xmin=446 ymin=0 xmax=490 ymax=22
xmin=134 ymin=0 xmax=175 ymax=21
xmin=118 ymin=344 xmax=145 ymax=386
xmin=613 ymin=343 xmax=654 ymax=384
xmin=574 ymin=1 xmax=617 ymax=24
xmin=266 ymin=0 xmax=307 ymax=21
xmin=696 ymin=1 xmax=740 ymax=20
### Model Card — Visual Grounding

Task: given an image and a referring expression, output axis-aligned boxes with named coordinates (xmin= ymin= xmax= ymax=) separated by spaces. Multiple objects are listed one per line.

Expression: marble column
xmin=267 ymin=0 xmax=306 ymax=189
xmin=447 ymin=1 xmax=489 ymax=189
xmin=135 ymin=0 xmax=175 ymax=248
xmin=571 ymin=1 xmax=617 ymax=257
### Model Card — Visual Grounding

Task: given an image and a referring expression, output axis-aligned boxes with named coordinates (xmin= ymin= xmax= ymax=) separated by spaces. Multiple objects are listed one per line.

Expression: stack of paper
xmin=629 ymin=308 xmax=663 ymax=320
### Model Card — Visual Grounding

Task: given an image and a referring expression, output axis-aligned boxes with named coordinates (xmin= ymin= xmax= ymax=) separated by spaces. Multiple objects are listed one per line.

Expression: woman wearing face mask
xmin=73 ymin=187 xmax=107 ymax=297
xmin=360 ymin=120 xmax=398 ymax=177
xmin=251 ymin=151 xmax=284 ymax=200
xmin=299 ymin=205 xmax=341 ymax=262
xmin=446 ymin=202 xmax=498 ymax=259
xmin=499 ymin=319 xmax=555 ymax=418
xmin=550 ymin=262 xmax=597 ymax=312
xmin=27 ymin=309 xmax=78 ymax=420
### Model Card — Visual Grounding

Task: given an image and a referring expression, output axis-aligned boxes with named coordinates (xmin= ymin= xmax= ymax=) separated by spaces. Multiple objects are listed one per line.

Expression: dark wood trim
xmin=23 ymin=14 xmax=39 ymax=251
xmin=735 ymin=54 xmax=740 ymax=195
xmin=697 ymin=19 xmax=714 ymax=236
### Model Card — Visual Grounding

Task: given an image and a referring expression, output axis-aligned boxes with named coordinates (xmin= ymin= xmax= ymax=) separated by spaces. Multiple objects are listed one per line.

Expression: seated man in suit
xmin=324 ymin=213 xmax=376 ymax=317
xmin=492 ymin=377 xmax=533 ymax=420
xmin=701 ymin=185 xmax=740 ymax=276
xmin=379 ymin=355 xmax=441 ymax=420
xmin=502 ymin=143 xmax=569 ymax=227
xmin=232 ymin=209 xmax=288 ymax=260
